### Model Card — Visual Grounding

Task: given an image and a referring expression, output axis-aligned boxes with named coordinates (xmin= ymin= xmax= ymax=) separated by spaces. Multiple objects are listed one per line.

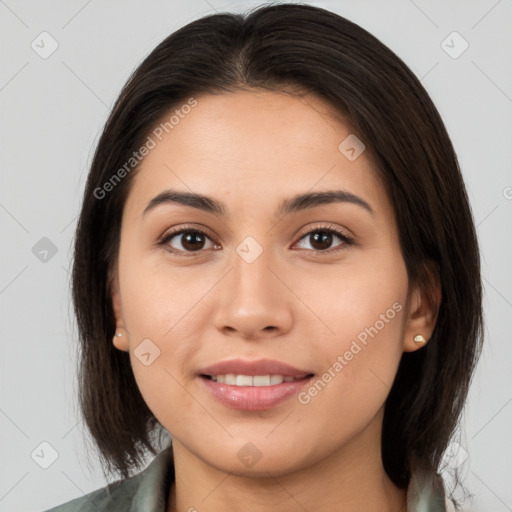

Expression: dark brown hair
xmin=72 ymin=1 xmax=483 ymax=504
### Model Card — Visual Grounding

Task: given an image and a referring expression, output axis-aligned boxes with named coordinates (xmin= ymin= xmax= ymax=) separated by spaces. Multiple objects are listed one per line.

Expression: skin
xmin=110 ymin=89 xmax=440 ymax=512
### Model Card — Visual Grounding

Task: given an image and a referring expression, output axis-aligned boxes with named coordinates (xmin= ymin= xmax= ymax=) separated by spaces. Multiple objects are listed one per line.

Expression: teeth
xmin=270 ymin=375 xmax=283 ymax=385
xmin=236 ymin=375 xmax=253 ymax=386
xmin=253 ymin=375 xmax=270 ymax=386
xmin=209 ymin=374 xmax=302 ymax=386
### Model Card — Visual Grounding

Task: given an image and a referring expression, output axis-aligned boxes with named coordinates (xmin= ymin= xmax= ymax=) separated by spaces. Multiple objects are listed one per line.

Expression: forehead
xmin=124 ymin=90 xmax=390 ymax=220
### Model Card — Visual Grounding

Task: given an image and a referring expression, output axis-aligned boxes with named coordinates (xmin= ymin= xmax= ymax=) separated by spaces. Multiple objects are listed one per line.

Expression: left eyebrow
xmin=142 ymin=188 xmax=374 ymax=218
xmin=278 ymin=190 xmax=374 ymax=217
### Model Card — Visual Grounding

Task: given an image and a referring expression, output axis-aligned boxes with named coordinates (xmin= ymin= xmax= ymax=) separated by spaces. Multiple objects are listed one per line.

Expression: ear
xmin=403 ymin=265 xmax=441 ymax=353
xmin=109 ymin=268 xmax=129 ymax=352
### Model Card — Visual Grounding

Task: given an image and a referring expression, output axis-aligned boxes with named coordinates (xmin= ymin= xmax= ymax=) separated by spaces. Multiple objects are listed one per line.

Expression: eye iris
xmin=181 ymin=232 xmax=205 ymax=251
xmin=310 ymin=230 xmax=333 ymax=250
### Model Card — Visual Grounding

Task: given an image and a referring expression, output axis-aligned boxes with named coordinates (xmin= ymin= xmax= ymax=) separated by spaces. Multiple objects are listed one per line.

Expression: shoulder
xmin=42 ymin=477 xmax=135 ymax=512
xmin=42 ymin=445 xmax=174 ymax=512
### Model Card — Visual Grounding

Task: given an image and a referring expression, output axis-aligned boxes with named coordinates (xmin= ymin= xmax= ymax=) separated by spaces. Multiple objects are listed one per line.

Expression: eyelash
xmin=157 ymin=223 xmax=354 ymax=258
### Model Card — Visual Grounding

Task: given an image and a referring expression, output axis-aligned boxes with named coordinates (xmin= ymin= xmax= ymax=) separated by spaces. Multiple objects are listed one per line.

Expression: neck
xmin=167 ymin=410 xmax=407 ymax=512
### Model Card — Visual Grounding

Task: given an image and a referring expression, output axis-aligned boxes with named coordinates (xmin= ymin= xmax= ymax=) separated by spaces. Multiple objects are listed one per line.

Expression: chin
xmin=194 ymin=437 xmax=315 ymax=479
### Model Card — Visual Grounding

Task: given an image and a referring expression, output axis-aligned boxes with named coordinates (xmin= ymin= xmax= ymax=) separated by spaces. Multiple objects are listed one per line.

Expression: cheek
xmin=119 ymin=247 xmax=213 ymax=339
xmin=121 ymin=279 xmax=203 ymax=399
xmin=294 ymin=254 xmax=408 ymax=408
xmin=292 ymin=295 xmax=406 ymax=457
xmin=117 ymin=250 xmax=210 ymax=417
xmin=295 ymin=251 xmax=408 ymax=350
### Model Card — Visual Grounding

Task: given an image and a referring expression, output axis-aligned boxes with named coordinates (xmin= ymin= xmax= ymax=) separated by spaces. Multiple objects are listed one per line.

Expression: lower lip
xmin=200 ymin=375 xmax=313 ymax=411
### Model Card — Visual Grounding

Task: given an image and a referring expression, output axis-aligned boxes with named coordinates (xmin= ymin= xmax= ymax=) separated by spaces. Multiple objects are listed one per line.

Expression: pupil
xmin=183 ymin=232 xmax=204 ymax=251
xmin=311 ymin=231 xmax=332 ymax=250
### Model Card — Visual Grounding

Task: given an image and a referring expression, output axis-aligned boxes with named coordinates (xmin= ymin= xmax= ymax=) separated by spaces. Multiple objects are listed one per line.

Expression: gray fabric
xmin=44 ymin=442 xmax=447 ymax=511
xmin=407 ymin=467 xmax=449 ymax=512
xmin=43 ymin=444 xmax=174 ymax=512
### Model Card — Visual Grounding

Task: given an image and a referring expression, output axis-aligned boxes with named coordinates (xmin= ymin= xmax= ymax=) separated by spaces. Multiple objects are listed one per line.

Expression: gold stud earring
xmin=413 ymin=334 xmax=426 ymax=344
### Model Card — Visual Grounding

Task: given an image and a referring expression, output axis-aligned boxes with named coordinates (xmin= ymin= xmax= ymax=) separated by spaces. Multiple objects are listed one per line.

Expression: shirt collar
xmin=129 ymin=442 xmax=174 ymax=512
xmin=406 ymin=467 xmax=448 ymax=511
xmin=129 ymin=442 xmax=447 ymax=512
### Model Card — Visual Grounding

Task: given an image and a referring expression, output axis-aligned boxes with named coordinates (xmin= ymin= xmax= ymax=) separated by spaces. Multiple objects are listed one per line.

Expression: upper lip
xmin=199 ymin=358 xmax=314 ymax=378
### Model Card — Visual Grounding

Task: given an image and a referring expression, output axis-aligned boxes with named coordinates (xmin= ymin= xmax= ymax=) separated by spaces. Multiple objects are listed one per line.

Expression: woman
xmin=45 ymin=3 xmax=483 ymax=511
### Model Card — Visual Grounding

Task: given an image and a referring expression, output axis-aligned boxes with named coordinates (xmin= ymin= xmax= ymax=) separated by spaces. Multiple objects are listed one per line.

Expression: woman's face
xmin=111 ymin=89 xmax=430 ymax=477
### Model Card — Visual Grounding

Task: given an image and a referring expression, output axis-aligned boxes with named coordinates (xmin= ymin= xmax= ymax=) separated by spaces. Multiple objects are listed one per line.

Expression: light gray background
xmin=1 ymin=1 xmax=511 ymax=511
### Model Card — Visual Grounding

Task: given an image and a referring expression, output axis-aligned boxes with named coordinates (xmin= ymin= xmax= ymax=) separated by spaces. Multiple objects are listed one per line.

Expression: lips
xmin=198 ymin=358 xmax=313 ymax=378
xmin=198 ymin=358 xmax=315 ymax=411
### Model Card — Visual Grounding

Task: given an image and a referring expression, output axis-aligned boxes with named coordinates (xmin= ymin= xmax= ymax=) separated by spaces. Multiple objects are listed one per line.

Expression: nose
xmin=213 ymin=245 xmax=293 ymax=340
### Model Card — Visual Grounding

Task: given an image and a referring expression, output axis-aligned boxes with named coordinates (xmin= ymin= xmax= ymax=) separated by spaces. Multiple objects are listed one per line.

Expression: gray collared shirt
xmin=44 ymin=442 xmax=450 ymax=511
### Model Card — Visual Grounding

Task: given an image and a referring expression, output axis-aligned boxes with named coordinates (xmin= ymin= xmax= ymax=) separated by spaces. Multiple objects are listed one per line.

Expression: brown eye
xmin=294 ymin=227 xmax=353 ymax=252
xmin=176 ymin=231 xmax=208 ymax=251
xmin=160 ymin=228 xmax=217 ymax=254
